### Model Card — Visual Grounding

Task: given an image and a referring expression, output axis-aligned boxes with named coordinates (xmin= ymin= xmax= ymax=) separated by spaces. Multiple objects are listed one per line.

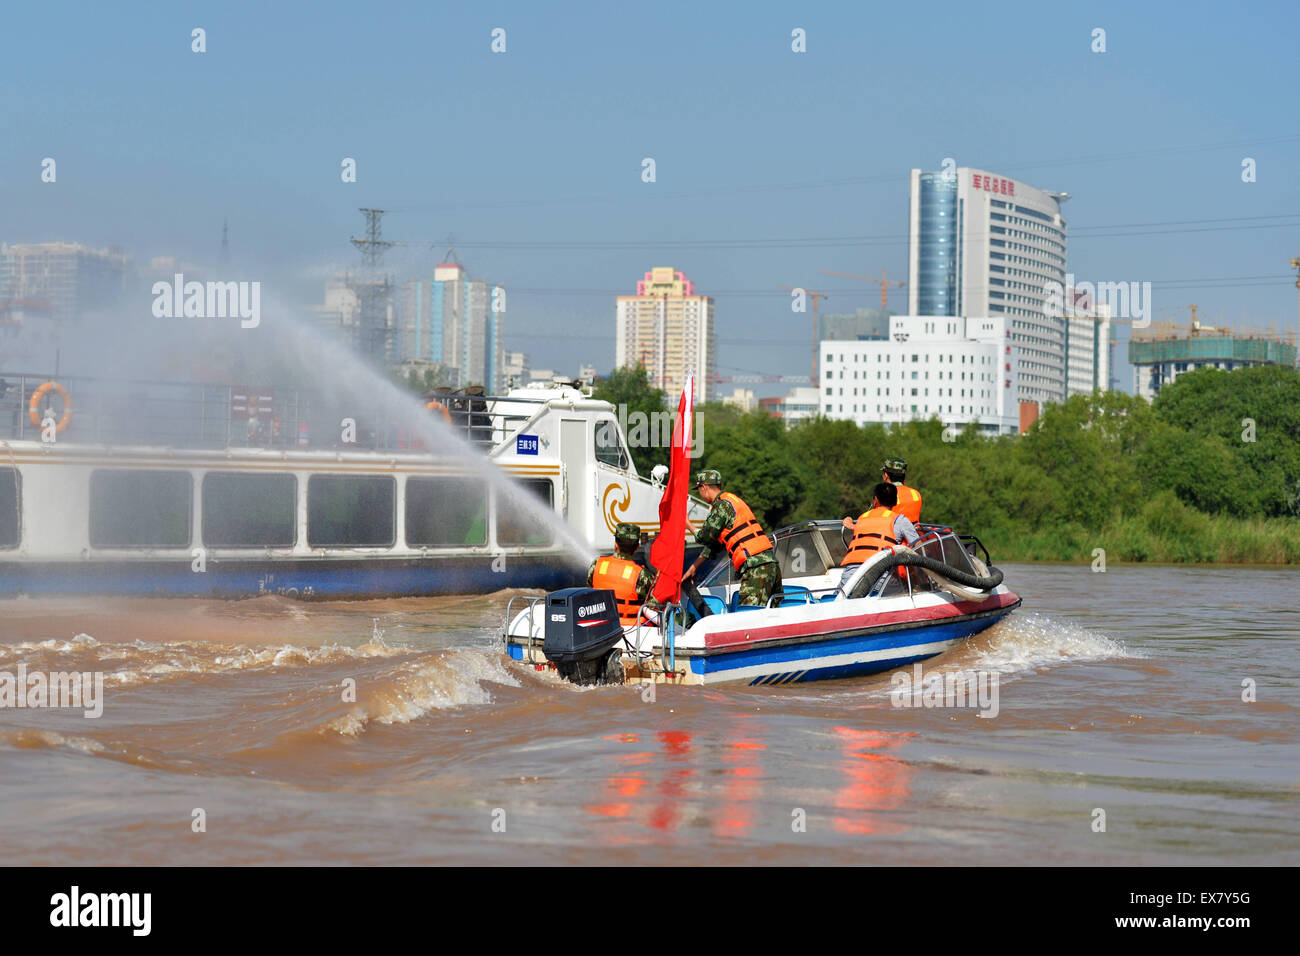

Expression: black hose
xmin=849 ymin=550 xmax=1004 ymax=599
xmin=680 ymin=578 xmax=713 ymax=618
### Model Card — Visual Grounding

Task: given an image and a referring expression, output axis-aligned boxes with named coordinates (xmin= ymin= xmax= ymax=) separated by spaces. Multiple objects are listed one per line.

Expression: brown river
xmin=1 ymin=564 xmax=1296 ymax=865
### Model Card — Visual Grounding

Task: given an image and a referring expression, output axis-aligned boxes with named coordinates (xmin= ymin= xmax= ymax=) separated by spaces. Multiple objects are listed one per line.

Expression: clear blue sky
xmin=3 ymin=0 xmax=1298 ymax=392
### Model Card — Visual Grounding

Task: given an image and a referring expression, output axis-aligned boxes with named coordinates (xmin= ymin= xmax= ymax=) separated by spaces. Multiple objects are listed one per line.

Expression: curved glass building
xmin=908 ymin=167 xmax=1070 ymax=405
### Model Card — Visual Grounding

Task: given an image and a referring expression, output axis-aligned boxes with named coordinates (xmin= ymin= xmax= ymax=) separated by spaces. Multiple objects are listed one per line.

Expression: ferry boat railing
xmin=0 ymin=370 xmax=551 ymax=454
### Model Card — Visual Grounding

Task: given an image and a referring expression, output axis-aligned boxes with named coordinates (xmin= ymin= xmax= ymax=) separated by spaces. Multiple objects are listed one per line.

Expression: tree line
xmin=593 ymin=363 xmax=1300 ymax=564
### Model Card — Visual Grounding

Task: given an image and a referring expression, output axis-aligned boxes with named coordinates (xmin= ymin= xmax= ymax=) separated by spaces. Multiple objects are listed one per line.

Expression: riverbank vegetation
xmin=596 ymin=363 xmax=1300 ymax=565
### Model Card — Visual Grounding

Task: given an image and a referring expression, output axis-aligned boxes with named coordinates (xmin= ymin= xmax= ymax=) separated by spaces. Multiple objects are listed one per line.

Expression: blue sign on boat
xmin=516 ymin=435 xmax=539 ymax=455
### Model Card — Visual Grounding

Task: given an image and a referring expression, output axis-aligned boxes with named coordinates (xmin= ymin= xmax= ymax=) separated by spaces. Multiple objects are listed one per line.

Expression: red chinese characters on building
xmin=971 ymin=173 xmax=1015 ymax=197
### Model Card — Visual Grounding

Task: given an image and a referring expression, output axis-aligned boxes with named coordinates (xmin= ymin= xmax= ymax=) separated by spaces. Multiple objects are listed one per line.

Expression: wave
xmin=0 ymin=632 xmax=407 ymax=688
xmin=963 ymin=611 xmax=1135 ymax=675
xmin=323 ymin=648 xmax=520 ymax=737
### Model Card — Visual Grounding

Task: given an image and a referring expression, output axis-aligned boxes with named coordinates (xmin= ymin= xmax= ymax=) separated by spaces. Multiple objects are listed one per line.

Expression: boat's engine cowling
xmin=542 ymin=588 xmax=625 ymax=685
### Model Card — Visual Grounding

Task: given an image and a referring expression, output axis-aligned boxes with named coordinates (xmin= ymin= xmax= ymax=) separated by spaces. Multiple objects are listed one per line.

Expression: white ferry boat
xmin=0 ymin=372 xmax=705 ymax=598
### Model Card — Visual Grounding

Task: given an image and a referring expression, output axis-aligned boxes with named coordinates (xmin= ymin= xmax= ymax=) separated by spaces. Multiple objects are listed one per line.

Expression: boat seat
xmin=819 ymin=593 xmax=839 ymax=602
xmin=700 ymin=594 xmax=727 ymax=615
xmin=773 ymin=585 xmax=813 ymax=607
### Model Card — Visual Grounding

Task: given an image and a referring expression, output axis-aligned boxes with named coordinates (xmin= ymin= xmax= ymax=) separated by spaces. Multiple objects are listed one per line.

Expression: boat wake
xmin=0 ymin=632 xmax=406 ymax=688
xmin=0 ymin=631 xmax=526 ymax=778
xmin=960 ymin=611 xmax=1135 ymax=676
xmin=845 ymin=611 xmax=1133 ymax=702
xmin=322 ymin=648 xmax=521 ymax=737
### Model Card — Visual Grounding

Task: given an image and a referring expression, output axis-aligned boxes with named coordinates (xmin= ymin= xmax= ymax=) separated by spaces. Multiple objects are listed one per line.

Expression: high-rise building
xmin=398 ymin=262 xmax=504 ymax=392
xmin=820 ymin=315 xmax=1019 ymax=434
xmin=310 ymin=273 xmax=369 ymax=346
xmin=0 ymin=242 xmax=130 ymax=323
xmin=615 ymin=267 xmax=716 ymax=403
xmin=908 ymin=168 xmax=1069 ymax=405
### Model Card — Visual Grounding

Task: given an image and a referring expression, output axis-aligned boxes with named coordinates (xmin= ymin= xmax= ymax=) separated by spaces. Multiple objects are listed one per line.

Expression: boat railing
xmin=660 ymin=604 xmax=679 ymax=675
xmin=917 ymin=523 xmax=992 ymax=568
xmin=0 ymin=370 xmax=552 ymax=454
xmin=767 ymin=585 xmax=841 ymax=607
xmin=504 ymin=595 xmax=546 ymax=656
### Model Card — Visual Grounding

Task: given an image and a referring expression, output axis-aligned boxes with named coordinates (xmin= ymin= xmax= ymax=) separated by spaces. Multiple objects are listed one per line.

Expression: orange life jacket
xmin=891 ymin=482 xmax=922 ymax=524
xmin=592 ymin=555 xmax=643 ymax=625
xmin=842 ymin=507 xmax=900 ymax=566
xmin=717 ymin=492 xmax=774 ymax=570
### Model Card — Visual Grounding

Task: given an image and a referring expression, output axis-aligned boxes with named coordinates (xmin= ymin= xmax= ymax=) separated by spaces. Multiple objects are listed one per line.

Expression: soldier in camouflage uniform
xmin=587 ymin=522 xmax=660 ymax=623
xmin=682 ymin=470 xmax=782 ymax=607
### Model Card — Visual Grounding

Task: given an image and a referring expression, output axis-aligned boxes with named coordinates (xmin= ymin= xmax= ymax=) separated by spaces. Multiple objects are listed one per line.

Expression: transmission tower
xmin=351 ymin=208 xmax=396 ymax=269
xmin=349 ymin=208 xmax=397 ymax=363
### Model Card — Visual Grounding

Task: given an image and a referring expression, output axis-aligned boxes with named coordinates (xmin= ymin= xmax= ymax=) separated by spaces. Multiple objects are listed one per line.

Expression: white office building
xmin=820 ymin=315 xmax=1019 ymax=434
xmin=908 ymin=167 xmax=1069 ymax=405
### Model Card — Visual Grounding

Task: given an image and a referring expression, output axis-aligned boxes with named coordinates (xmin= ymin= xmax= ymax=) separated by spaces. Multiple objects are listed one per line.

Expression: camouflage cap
xmin=693 ymin=469 xmax=722 ymax=487
xmin=883 ymin=457 xmax=908 ymax=474
xmin=614 ymin=522 xmax=641 ymax=544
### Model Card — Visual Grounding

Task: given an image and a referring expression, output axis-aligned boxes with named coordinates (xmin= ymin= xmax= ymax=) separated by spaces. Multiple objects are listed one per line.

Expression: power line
xmin=498 ymin=272 xmax=1296 ymax=299
xmin=374 ymin=132 xmax=1300 ymax=212
xmin=402 ymin=212 xmax=1300 ymax=253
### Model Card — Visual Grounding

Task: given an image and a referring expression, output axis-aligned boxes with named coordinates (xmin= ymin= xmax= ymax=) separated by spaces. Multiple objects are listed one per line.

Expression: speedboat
xmin=503 ymin=520 xmax=1021 ymax=686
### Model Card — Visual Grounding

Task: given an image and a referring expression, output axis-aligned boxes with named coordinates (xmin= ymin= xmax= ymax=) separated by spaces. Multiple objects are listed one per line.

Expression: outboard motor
xmin=542 ymin=588 xmax=626 ymax=685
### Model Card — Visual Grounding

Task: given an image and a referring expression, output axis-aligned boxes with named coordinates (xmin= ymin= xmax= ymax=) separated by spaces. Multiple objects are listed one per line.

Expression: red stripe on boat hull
xmin=702 ymin=590 xmax=1020 ymax=649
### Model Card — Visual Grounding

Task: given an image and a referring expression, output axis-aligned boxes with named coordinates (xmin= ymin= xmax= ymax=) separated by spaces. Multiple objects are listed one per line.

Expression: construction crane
xmin=779 ymin=285 xmax=828 ymax=385
xmin=1099 ymin=315 xmax=1183 ymax=337
xmin=819 ymin=268 xmax=905 ymax=311
xmin=711 ymin=373 xmax=811 ymax=384
xmin=1187 ymin=304 xmax=1218 ymax=336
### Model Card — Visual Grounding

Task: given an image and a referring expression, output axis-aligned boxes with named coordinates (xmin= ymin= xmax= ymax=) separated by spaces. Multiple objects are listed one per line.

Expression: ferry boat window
xmin=307 ymin=475 xmax=395 ymax=547
xmin=407 ymin=477 xmax=487 ymax=547
xmin=0 ymin=468 xmax=18 ymax=548
xmin=594 ymin=419 xmax=630 ymax=470
xmin=202 ymin=473 xmax=296 ymax=547
xmin=89 ymin=470 xmax=191 ymax=548
xmin=496 ymin=478 xmax=554 ymax=546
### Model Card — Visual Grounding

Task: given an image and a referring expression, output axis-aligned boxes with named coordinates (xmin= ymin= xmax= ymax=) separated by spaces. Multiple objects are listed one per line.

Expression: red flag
xmin=649 ymin=374 xmax=694 ymax=605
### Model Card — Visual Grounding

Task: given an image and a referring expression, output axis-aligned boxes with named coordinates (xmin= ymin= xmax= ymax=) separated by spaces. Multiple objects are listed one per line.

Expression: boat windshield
xmin=697 ymin=520 xmax=849 ymax=587
xmin=914 ymin=527 xmax=978 ymax=575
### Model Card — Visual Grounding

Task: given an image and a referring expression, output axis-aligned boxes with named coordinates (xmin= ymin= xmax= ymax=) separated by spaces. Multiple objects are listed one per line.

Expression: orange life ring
xmin=425 ymin=401 xmax=451 ymax=424
xmin=29 ymin=381 xmax=72 ymax=434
